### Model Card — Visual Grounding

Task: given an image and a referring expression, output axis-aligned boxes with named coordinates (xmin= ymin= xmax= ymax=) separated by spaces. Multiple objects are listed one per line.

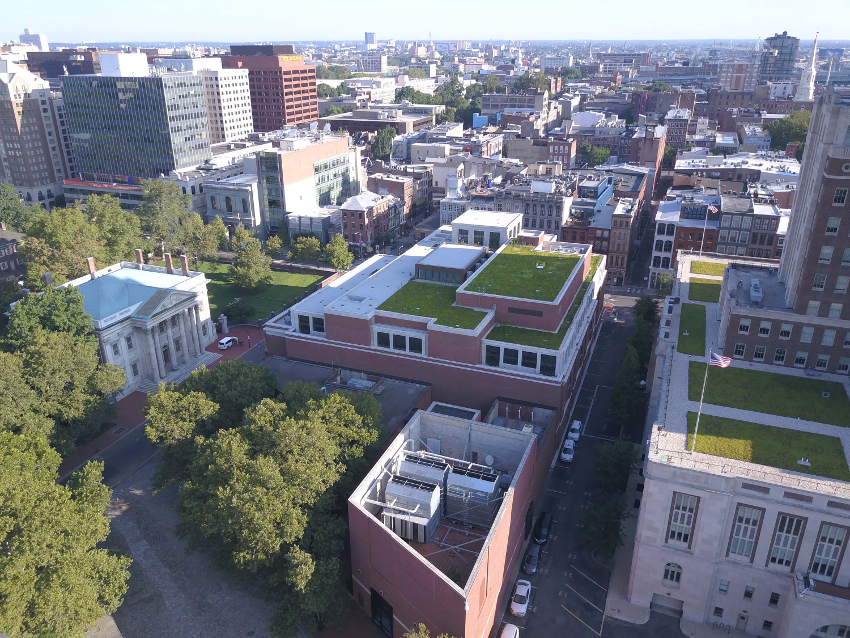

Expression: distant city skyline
xmin=4 ymin=0 xmax=850 ymax=45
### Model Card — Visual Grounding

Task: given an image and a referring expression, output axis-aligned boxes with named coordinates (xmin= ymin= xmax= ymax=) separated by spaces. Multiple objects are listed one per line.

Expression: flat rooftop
xmin=377 ymin=281 xmax=487 ymax=329
xmin=452 ymin=209 xmax=522 ymax=228
xmin=726 ymin=262 xmax=788 ymax=311
xmin=417 ymin=244 xmax=485 ymax=270
xmin=463 ymin=243 xmax=585 ymax=302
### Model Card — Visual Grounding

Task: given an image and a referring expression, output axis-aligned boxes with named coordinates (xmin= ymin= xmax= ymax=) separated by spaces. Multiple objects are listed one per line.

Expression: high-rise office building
xmin=19 ymin=28 xmax=48 ymax=52
xmin=365 ymin=31 xmax=377 ymax=50
xmin=61 ymin=71 xmax=211 ymax=180
xmin=0 ymin=61 xmax=68 ymax=207
xmin=198 ymin=69 xmax=253 ymax=143
xmin=222 ymin=45 xmax=318 ymax=132
xmin=760 ymin=31 xmax=800 ymax=81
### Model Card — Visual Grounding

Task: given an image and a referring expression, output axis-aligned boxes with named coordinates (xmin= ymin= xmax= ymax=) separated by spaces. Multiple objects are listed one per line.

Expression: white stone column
xmin=150 ymin=327 xmax=166 ymax=379
xmin=164 ymin=317 xmax=178 ymax=371
xmin=185 ymin=307 xmax=200 ymax=355
xmin=193 ymin=304 xmax=205 ymax=349
xmin=178 ymin=311 xmax=191 ymax=361
xmin=117 ymin=330 xmax=131 ymax=384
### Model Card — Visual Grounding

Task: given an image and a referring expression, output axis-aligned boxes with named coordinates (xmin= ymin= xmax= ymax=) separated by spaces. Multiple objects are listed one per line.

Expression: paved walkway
xmin=85 ymin=615 xmax=124 ymax=638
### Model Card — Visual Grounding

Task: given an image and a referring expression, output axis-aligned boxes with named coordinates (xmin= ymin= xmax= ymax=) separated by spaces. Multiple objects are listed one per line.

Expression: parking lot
xmin=496 ymin=294 xmax=676 ymax=638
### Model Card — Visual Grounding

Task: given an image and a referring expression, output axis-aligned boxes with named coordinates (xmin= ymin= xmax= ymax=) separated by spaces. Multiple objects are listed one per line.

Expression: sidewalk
xmin=206 ymin=324 xmax=266 ymax=368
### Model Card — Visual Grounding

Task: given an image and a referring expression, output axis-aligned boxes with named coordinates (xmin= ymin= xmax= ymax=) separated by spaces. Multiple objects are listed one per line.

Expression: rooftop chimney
xmin=164 ymin=253 xmax=174 ymax=274
xmin=180 ymin=254 xmax=190 ymax=277
xmin=86 ymin=257 xmax=96 ymax=278
xmin=43 ymin=272 xmax=53 ymax=287
xmin=135 ymin=248 xmax=144 ymax=269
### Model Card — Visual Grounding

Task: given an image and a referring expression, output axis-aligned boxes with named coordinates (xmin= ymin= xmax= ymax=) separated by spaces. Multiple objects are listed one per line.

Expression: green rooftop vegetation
xmin=464 ymin=244 xmax=581 ymax=301
xmin=485 ymin=256 xmax=603 ymax=349
xmin=690 ymin=261 xmax=727 ymax=277
xmin=688 ymin=277 xmax=722 ymax=303
xmin=688 ymin=361 xmax=850 ymax=427
xmin=686 ymin=412 xmax=850 ymax=481
xmin=378 ymin=281 xmax=486 ymax=329
xmin=678 ymin=303 xmax=706 ymax=356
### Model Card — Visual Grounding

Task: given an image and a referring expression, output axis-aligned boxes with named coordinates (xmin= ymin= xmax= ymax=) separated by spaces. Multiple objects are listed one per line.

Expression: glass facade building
xmin=60 ymin=72 xmax=211 ymax=180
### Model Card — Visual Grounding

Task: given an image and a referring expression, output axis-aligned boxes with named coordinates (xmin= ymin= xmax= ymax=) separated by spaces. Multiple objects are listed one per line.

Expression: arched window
xmin=652 ymin=256 xmax=661 ymax=268
xmin=661 ymin=257 xmax=670 ymax=269
xmin=211 ymin=196 xmax=217 ymax=210
xmin=47 ymin=189 xmax=53 ymax=198
xmin=497 ymin=202 xmax=503 ymax=211
xmin=664 ymin=241 xmax=673 ymax=252
xmin=25 ymin=193 xmax=32 ymax=202
xmin=182 ymin=187 xmax=187 ymax=194
xmin=548 ymin=205 xmax=553 ymax=216
xmin=657 ymin=223 xmax=665 ymax=236
xmin=525 ymin=204 xmax=530 ymax=214
xmin=655 ymin=240 xmax=664 ymax=252
xmin=191 ymin=185 xmax=196 ymax=195
xmin=663 ymin=563 xmax=681 ymax=585
xmin=667 ymin=224 xmax=676 ymax=236
xmin=225 ymin=196 xmax=233 ymax=213
xmin=242 ymin=198 xmax=249 ymax=214
xmin=37 ymin=191 xmax=44 ymax=201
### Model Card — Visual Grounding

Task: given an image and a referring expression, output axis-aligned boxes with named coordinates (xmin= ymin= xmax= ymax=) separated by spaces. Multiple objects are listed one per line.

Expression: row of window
xmin=805 ymin=300 xmax=845 ymax=319
xmin=669 ymin=494 xmax=848 ymax=581
xmin=376 ymin=330 xmax=423 ymax=354
xmin=738 ymin=319 xmax=850 ymax=345
xmin=812 ymin=273 xmax=850 ymax=293
xmin=485 ymin=344 xmax=558 ymax=377
xmin=732 ymin=343 xmax=849 ymax=373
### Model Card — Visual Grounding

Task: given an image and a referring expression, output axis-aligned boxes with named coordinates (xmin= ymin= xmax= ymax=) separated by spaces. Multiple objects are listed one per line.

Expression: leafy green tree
xmin=180 ymin=211 xmax=222 ymax=264
xmin=406 ymin=67 xmax=427 ymax=79
xmin=662 ymin=145 xmax=677 ymax=169
xmin=609 ymin=345 xmax=644 ymax=430
xmin=657 ymin=273 xmax=674 ymax=295
xmin=324 ymin=104 xmax=358 ymax=117
xmin=628 ymin=318 xmax=654 ymax=372
xmin=139 ymin=179 xmax=192 ymax=257
xmin=633 ymin=296 xmax=658 ymax=324
xmin=317 ymin=83 xmax=337 ymax=98
xmin=230 ymin=237 xmax=273 ymax=290
xmin=0 ymin=183 xmax=39 ymax=232
xmin=0 ymin=350 xmax=55 ymax=438
xmin=231 ymin=222 xmax=253 ymax=253
xmin=766 ymin=109 xmax=811 ymax=152
xmin=0 ymin=280 xmax=23 ymax=331
xmin=373 ymin=125 xmax=397 ymax=160
xmin=84 ymin=194 xmax=144 ymax=265
xmin=512 ymin=71 xmax=550 ymax=94
xmin=580 ymin=143 xmax=611 ymax=167
xmin=289 ymin=235 xmax=322 ymax=262
xmin=323 ymin=234 xmax=353 ymax=270
xmin=315 ymin=65 xmax=353 ymax=80
xmin=578 ymin=490 xmax=629 ymax=554
xmin=649 ymin=81 xmax=673 ymax=92
xmin=594 ymin=442 xmax=640 ymax=493
xmin=5 ymin=286 xmax=93 ymax=347
xmin=559 ymin=67 xmax=581 ymax=80
xmin=0 ymin=431 xmax=132 ymax=638
xmin=265 ymin=234 xmax=283 ymax=258
xmin=207 ymin=215 xmax=229 ymax=250
xmin=403 ymin=623 xmax=459 ymax=638
xmin=223 ymin=297 xmax=251 ymax=324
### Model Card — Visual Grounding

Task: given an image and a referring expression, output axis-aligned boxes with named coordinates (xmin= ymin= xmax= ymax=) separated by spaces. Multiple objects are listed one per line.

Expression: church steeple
xmin=794 ymin=32 xmax=818 ymax=101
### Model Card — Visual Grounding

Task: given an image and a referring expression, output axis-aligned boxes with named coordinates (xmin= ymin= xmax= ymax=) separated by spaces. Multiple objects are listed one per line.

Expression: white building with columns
xmin=61 ymin=251 xmax=218 ymax=395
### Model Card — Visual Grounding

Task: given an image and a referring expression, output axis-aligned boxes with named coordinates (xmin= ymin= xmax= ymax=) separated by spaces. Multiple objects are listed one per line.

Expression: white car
xmin=567 ymin=419 xmax=582 ymax=442
xmin=499 ymin=623 xmax=521 ymax=638
xmin=509 ymin=580 xmax=531 ymax=617
xmin=559 ymin=439 xmax=575 ymax=463
xmin=218 ymin=336 xmax=238 ymax=350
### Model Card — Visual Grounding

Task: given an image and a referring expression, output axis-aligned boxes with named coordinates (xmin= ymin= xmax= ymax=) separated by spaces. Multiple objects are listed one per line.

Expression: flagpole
xmin=691 ymin=348 xmax=711 ymax=454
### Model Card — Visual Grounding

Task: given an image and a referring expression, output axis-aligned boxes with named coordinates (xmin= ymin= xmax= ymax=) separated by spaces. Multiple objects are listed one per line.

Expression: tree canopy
xmin=323 ymin=234 xmax=353 ymax=271
xmin=0 ymin=431 xmax=132 ymax=638
xmin=373 ymin=125 xmax=397 ymax=161
xmin=324 ymin=104 xmax=358 ymax=117
xmin=648 ymin=81 xmax=673 ymax=93
xmin=317 ymin=82 xmax=348 ymax=98
xmin=0 ymin=183 xmax=40 ymax=232
xmin=662 ymin=145 xmax=678 ymax=169
xmin=512 ymin=71 xmax=550 ymax=94
xmin=558 ymin=67 xmax=581 ymax=80
xmin=315 ymin=65 xmax=352 ymax=80
xmin=265 ymin=234 xmax=283 ymax=258
xmin=230 ymin=236 xmax=273 ymax=291
xmin=289 ymin=235 xmax=322 ymax=262
xmin=580 ymin=143 xmax=611 ymax=167
xmin=766 ymin=109 xmax=811 ymax=157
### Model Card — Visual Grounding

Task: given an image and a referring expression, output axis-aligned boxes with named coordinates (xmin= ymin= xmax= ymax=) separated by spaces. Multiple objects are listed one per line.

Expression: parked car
xmin=522 ymin=543 xmax=540 ymax=575
xmin=218 ymin=336 xmax=239 ymax=350
xmin=559 ymin=439 xmax=575 ymax=463
xmin=509 ymin=580 xmax=532 ymax=617
xmin=533 ymin=512 xmax=553 ymax=545
xmin=568 ymin=420 xmax=582 ymax=442
xmin=499 ymin=623 xmax=520 ymax=638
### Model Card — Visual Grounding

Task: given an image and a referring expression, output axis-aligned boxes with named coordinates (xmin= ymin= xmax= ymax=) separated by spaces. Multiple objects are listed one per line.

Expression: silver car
xmin=509 ymin=580 xmax=531 ymax=617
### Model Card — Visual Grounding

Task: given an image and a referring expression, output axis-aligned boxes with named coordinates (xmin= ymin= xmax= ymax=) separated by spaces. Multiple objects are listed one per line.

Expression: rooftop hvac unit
xmin=446 ymin=466 xmax=500 ymax=528
xmin=400 ymin=454 xmax=450 ymax=514
xmin=382 ymin=475 xmax=441 ymax=543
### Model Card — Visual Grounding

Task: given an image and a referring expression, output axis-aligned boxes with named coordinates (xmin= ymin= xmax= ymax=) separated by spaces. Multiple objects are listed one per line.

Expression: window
xmin=779 ymin=324 xmax=792 ymax=339
xmin=813 ymin=274 xmax=827 ymax=291
xmin=409 ymin=337 xmax=423 ymax=354
xmin=540 ymin=354 xmax=557 ymax=377
xmin=393 ymin=334 xmax=406 ymax=351
xmin=458 ymin=229 xmax=468 ymax=244
xmin=826 ymin=217 xmax=840 ymax=235
xmin=718 ymin=230 xmax=728 ymax=242
xmin=834 ymin=188 xmax=848 ymax=205
xmin=503 ymin=348 xmax=519 ymax=366
xmin=719 ymin=579 xmax=729 ymax=594
xmin=713 ymin=607 xmax=724 ymax=618
xmin=738 ymin=319 xmax=751 ymax=334
xmin=807 ymin=301 xmax=821 ymax=316
xmin=131 ymin=362 xmax=139 ymax=377
xmin=838 ymin=357 xmax=850 ymax=374
xmin=485 ymin=345 xmax=500 ymax=366
xmin=174 ymin=338 xmax=181 ymax=353
xmin=473 ymin=230 xmax=484 ymax=246
xmin=837 ymin=276 xmax=849 ymax=294
xmin=521 ymin=351 xmax=537 ymax=369
xmin=376 ymin=332 xmax=390 ymax=348
xmin=830 ymin=303 xmax=843 ymax=318
xmin=820 ymin=246 xmax=834 ymax=264
xmin=811 ymin=524 xmax=847 ymax=581
xmin=843 ymin=248 xmax=850 ymax=265
xmin=111 ymin=342 xmax=120 ymax=357
xmin=758 ymin=321 xmax=771 ymax=337
xmin=770 ymin=514 xmax=804 ymax=569
xmin=769 ymin=592 xmax=780 ymax=606
xmin=801 ymin=326 xmax=814 ymax=343
xmin=655 ymin=240 xmax=663 ymax=252
xmin=744 ymin=586 xmax=754 ymax=600
xmin=753 ymin=345 xmax=766 ymax=362
xmin=663 ymin=563 xmax=681 ymax=585
xmin=298 ymin=315 xmax=310 ymax=334
xmin=669 ymin=493 xmax=698 ymax=545
xmin=817 ymin=355 xmax=830 ymax=370
xmin=312 ymin=317 xmax=325 ymax=333
xmin=794 ymin=351 xmax=808 ymax=367
xmin=159 ymin=321 xmax=166 ymax=334
xmin=846 ymin=332 xmax=850 ymax=347
xmin=653 ymin=256 xmax=661 ymax=267
xmin=823 ymin=329 xmax=836 ymax=347
xmin=729 ymin=505 xmax=762 ymax=560
xmin=734 ymin=343 xmax=746 ymax=358
xmin=763 ymin=621 xmax=774 ymax=631
xmin=489 ymin=231 xmax=500 ymax=250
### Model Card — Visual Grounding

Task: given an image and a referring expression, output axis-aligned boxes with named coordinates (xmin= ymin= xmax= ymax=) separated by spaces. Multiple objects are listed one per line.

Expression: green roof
xmin=485 ymin=255 xmax=603 ymax=349
xmin=464 ymin=244 xmax=581 ymax=301
xmin=378 ymin=281 xmax=487 ymax=330
xmin=686 ymin=412 xmax=850 ymax=481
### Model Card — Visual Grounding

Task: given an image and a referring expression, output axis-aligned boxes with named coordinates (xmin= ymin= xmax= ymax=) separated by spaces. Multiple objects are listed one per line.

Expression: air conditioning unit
xmin=382 ymin=511 xmax=427 ymax=542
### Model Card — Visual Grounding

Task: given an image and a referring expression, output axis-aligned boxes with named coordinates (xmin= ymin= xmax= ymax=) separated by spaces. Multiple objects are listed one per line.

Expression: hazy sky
xmin=4 ymin=0 xmax=848 ymax=43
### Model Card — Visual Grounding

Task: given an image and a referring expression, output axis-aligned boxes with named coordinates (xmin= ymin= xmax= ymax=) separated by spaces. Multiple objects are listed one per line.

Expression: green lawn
xmin=688 ymin=361 xmax=850 ymax=427
xmin=161 ymin=260 xmax=323 ymax=323
xmin=688 ymin=277 xmax=722 ymax=303
xmin=690 ymin=261 xmax=727 ymax=277
xmin=464 ymin=244 xmax=581 ymax=301
xmin=686 ymin=412 xmax=850 ymax=481
xmin=485 ymin=256 xmax=603 ymax=349
xmin=678 ymin=303 xmax=706 ymax=356
xmin=378 ymin=281 xmax=486 ymax=329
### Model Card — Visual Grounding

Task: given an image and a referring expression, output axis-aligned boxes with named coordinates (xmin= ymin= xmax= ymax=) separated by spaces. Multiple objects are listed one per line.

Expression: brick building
xmin=222 ymin=44 xmax=318 ymax=131
xmin=340 ymin=190 xmax=406 ymax=248
xmin=368 ymin=173 xmax=415 ymax=224
xmin=665 ymin=108 xmax=692 ymax=149
xmin=0 ymin=223 xmax=25 ymax=278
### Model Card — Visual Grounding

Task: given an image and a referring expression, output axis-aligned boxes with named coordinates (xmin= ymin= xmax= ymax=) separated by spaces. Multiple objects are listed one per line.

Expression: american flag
xmin=708 ymin=205 xmax=719 ymax=214
xmin=710 ymin=352 xmax=732 ymax=368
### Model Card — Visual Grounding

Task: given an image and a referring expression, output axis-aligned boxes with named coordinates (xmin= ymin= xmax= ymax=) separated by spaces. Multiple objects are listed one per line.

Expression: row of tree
xmin=143 ymin=367 xmax=383 ymax=636
xmin=288 ymin=234 xmax=353 ymax=270
xmin=316 ymin=81 xmax=348 ymax=98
